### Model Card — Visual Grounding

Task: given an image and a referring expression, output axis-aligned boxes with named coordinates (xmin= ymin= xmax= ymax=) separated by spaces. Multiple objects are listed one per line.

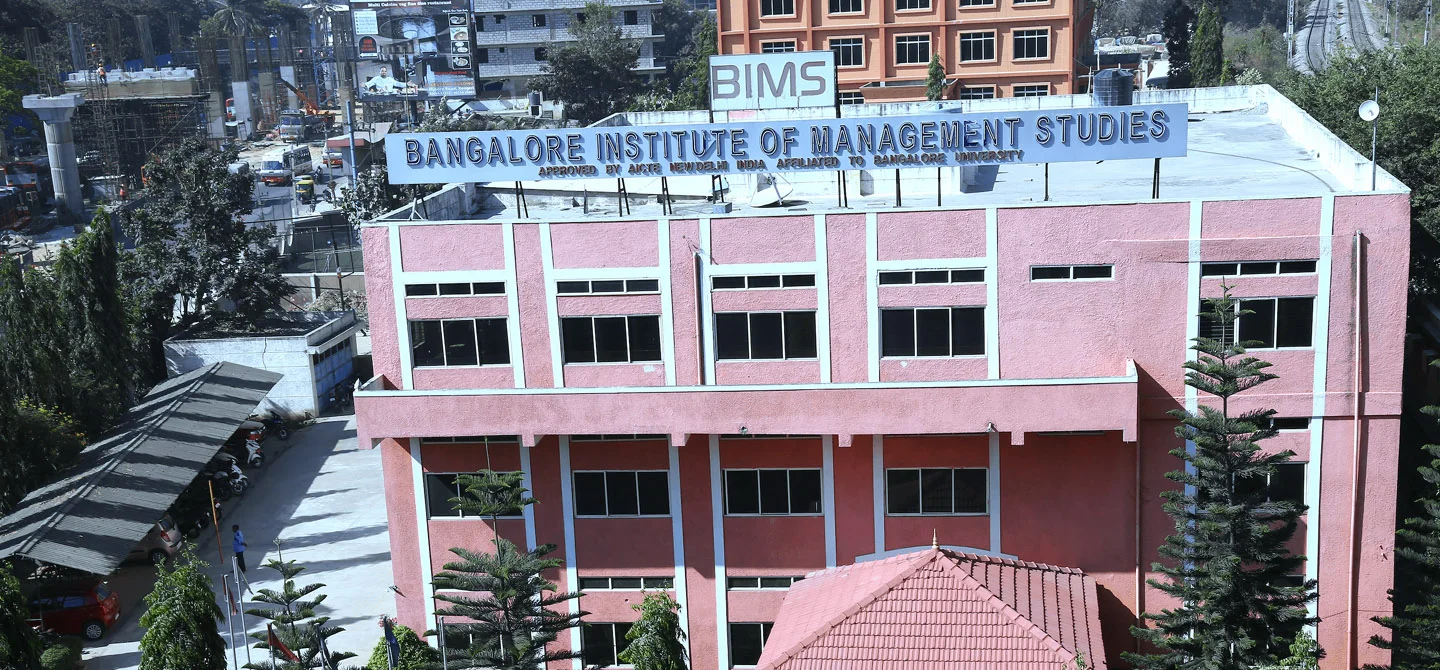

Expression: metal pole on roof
xmin=345 ymin=103 xmax=358 ymax=185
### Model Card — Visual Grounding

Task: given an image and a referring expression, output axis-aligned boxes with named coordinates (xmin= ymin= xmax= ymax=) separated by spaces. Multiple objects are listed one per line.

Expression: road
xmin=1299 ymin=0 xmax=1385 ymax=71
xmin=79 ymin=416 xmax=396 ymax=670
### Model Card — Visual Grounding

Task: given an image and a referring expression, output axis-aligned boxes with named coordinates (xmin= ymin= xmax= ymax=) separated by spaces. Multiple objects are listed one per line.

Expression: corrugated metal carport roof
xmin=0 ymin=362 xmax=281 ymax=575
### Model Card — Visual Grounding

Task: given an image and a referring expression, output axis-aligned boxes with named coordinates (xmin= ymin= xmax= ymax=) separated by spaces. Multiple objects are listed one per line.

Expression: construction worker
xmin=95 ymin=64 xmax=107 ymax=86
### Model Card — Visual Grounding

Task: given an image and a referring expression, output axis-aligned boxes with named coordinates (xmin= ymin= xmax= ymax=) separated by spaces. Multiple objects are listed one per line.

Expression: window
xmin=761 ymin=40 xmax=797 ymax=53
xmin=409 ymin=319 xmax=509 ymax=367
xmin=476 ymin=16 xmax=485 ymax=30
xmin=425 ymin=474 xmax=524 ymax=518
xmin=830 ymin=0 xmax=863 ymax=12
xmin=727 ymin=576 xmax=804 ymax=589
xmin=1236 ymin=463 xmax=1305 ymax=506
xmin=714 ymin=311 xmax=817 ymax=360
xmin=419 ymin=435 xmax=519 ymax=444
xmin=1030 ymin=264 xmax=1113 ymax=280
xmin=578 ymin=576 xmax=674 ymax=590
xmin=1012 ymin=28 xmax=1050 ymax=59
xmin=959 ymin=85 xmax=995 ymax=99
xmin=574 ymin=471 xmax=670 ymax=516
xmin=724 ymin=469 xmax=822 ymax=515
xmin=830 ymin=37 xmax=864 ymax=66
xmin=730 ymin=623 xmax=774 ymax=666
xmin=886 ymin=468 xmax=987 ymax=514
xmin=532 ymin=14 xmax=546 ymax=27
xmin=1014 ymin=83 xmax=1049 ymax=96
xmin=1272 ymin=417 xmax=1311 ymax=430
xmin=582 ymin=623 xmax=633 ymax=667
xmin=760 ymin=0 xmax=794 ymax=16
xmin=1197 ymin=297 xmax=1314 ymax=348
xmin=959 ymin=0 xmax=994 ymax=7
xmin=838 ymin=91 xmax=865 ymax=105
xmin=959 ymin=31 xmax=996 ymax=61
xmin=894 ymin=34 xmax=930 ymax=64
xmin=560 ymin=315 xmax=662 ymax=364
xmin=571 ymin=433 xmax=667 ymax=441
xmin=405 ymin=282 xmax=505 ymax=297
xmin=1201 ymin=260 xmax=1318 ymax=277
xmin=477 ymin=48 xmax=490 ymax=63
xmin=534 ymin=47 xmax=547 ymax=61
xmin=624 ymin=9 xmax=638 ymax=24
xmin=880 ymin=307 xmax=985 ymax=357
xmin=556 ymin=279 xmax=659 ymax=294
xmin=897 ymin=0 xmax=930 ymax=8
xmin=712 ymin=274 xmax=815 ymax=289
xmin=879 ymin=269 xmax=984 ymax=285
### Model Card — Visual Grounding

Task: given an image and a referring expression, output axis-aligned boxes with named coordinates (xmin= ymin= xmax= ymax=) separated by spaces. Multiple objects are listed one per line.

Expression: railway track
xmin=1347 ymin=0 xmax=1382 ymax=51
xmin=1303 ymin=0 xmax=1333 ymax=71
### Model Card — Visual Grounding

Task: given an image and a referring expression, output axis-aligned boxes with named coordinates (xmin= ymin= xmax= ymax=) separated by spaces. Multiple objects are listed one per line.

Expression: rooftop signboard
xmin=709 ymin=52 xmax=837 ymax=112
xmin=383 ymin=103 xmax=1189 ymax=185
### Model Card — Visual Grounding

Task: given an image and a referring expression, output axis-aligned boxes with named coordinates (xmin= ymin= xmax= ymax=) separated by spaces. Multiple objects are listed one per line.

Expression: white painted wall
xmin=166 ymin=336 xmax=318 ymax=416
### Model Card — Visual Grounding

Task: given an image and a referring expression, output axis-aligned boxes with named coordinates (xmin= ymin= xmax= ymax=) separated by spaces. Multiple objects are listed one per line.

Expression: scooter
xmin=212 ymin=454 xmax=250 ymax=496
xmin=254 ymin=411 xmax=290 ymax=441
xmin=227 ymin=423 xmax=266 ymax=468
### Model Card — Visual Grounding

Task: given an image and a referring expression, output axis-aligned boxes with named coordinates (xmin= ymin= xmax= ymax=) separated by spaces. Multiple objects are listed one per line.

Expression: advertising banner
xmin=351 ymin=0 xmax=475 ymax=101
xmin=383 ymin=103 xmax=1189 ymax=184
xmin=710 ymin=52 xmax=836 ymax=112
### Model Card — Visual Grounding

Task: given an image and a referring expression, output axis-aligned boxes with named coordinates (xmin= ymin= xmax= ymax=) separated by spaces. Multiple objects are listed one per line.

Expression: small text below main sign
xmin=709 ymin=52 xmax=836 ymax=112
xmin=383 ymin=103 xmax=1190 ymax=185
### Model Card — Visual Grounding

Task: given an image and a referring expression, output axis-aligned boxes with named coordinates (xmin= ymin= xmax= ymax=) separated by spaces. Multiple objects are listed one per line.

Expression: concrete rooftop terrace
xmin=376 ymin=85 xmax=1406 ymax=223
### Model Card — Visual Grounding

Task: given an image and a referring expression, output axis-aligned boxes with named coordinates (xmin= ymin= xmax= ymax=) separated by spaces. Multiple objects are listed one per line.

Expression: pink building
xmin=356 ymin=86 xmax=1409 ymax=669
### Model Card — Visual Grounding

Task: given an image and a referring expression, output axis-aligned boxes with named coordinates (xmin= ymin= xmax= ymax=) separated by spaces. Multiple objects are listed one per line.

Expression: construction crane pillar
xmin=23 ymin=93 xmax=85 ymax=218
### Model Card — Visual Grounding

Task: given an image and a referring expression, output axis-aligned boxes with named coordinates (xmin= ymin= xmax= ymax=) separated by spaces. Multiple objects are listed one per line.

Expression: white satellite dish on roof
xmin=749 ymin=173 xmax=794 ymax=207
xmin=1358 ymin=99 xmax=1380 ymax=122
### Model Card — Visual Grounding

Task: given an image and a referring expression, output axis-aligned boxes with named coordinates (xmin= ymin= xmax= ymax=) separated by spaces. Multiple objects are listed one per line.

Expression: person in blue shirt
xmin=232 ymin=525 xmax=247 ymax=573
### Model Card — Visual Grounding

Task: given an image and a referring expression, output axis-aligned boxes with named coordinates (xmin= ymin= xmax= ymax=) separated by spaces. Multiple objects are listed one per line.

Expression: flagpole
xmin=233 ymin=556 xmax=252 ymax=665
xmin=438 ymin=617 xmax=448 ymax=670
xmin=224 ymin=578 xmax=239 ymax=670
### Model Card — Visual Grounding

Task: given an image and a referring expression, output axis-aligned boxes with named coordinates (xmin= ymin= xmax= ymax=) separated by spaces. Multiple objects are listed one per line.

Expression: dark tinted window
xmin=954 ymin=469 xmax=987 ymax=513
xmin=788 ymin=470 xmax=822 ymax=513
xmin=1239 ymin=299 xmax=1277 ymax=347
xmin=439 ymin=282 xmax=470 ymax=295
xmin=411 ymin=321 xmax=444 ymax=367
xmin=582 ymin=624 xmax=616 ymax=666
xmin=476 ymin=320 xmax=510 ymax=365
xmin=630 ymin=316 xmax=662 ymax=362
xmin=442 ymin=320 xmax=478 ymax=366
xmin=716 ymin=313 xmax=750 ymax=359
xmin=783 ymin=312 xmax=817 ymax=358
xmin=915 ymin=270 xmax=949 ymax=284
xmin=1240 ymin=262 xmax=1277 ymax=275
xmin=1279 ymin=260 xmax=1317 ymax=273
xmin=557 ymin=281 xmax=589 ymax=293
xmin=1073 ymin=265 xmax=1113 ymax=279
xmin=887 ymin=469 xmax=920 ymax=513
xmin=952 ymin=308 xmax=985 ymax=355
xmin=406 ymin=284 xmax=439 ymax=296
xmin=915 ymin=309 xmax=950 ymax=356
xmin=952 ymin=269 xmax=984 ymax=282
xmin=638 ymin=471 xmax=670 ymax=515
xmin=592 ymin=280 xmax=625 ymax=293
xmin=628 ymin=279 xmax=660 ymax=292
xmin=1031 ymin=266 xmax=1070 ymax=280
xmin=713 ymin=276 xmax=746 ymax=289
xmin=758 ymin=470 xmax=789 ymax=513
xmin=593 ymin=317 xmax=629 ymax=363
xmin=919 ymin=468 xmax=952 ymax=513
xmin=1276 ymin=298 xmax=1314 ymax=347
xmin=748 ymin=275 xmax=782 ymax=288
xmin=605 ymin=471 xmax=639 ymax=515
xmin=725 ymin=470 xmax=760 ymax=514
xmin=1269 ymin=463 xmax=1305 ymax=505
xmin=730 ymin=623 xmax=773 ymax=666
xmin=749 ymin=313 xmax=784 ymax=359
xmin=574 ymin=472 xmax=608 ymax=516
xmin=879 ymin=271 xmax=912 ymax=285
xmin=881 ymin=309 xmax=916 ymax=357
xmin=782 ymin=274 xmax=815 ymax=287
xmin=611 ymin=577 xmax=643 ymax=589
xmin=425 ymin=474 xmax=460 ymax=517
xmin=1201 ymin=263 xmax=1239 ymax=277
xmin=472 ymin=282 xmax=505 ymax=294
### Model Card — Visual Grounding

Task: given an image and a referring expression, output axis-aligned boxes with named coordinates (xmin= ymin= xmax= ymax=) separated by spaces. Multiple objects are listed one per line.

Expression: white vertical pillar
xmin=558 ymin=436 xmax=581 ymax=669
xmin=822 ymin=436 xmax=836 ymax=567
xmin=872 ymin=434 xmax=885 ymax=554
xmin=709 ymin=436 xmax=729 ymax=670
xmin=668 ymin=445 xmax=691 ymax=657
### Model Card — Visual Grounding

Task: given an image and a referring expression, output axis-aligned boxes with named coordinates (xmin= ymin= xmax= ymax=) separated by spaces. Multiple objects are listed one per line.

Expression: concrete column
xmin=22 ymin=94 xmax=84 ymax=217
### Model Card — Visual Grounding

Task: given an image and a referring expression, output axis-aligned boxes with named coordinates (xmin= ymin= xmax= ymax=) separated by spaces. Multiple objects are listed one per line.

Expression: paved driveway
xmin=80 ymin=415 xmax=395 ymax=669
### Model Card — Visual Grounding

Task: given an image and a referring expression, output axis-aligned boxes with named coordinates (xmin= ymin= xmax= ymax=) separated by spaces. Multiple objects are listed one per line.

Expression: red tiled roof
xmin=756 ymin=548 xmax=1108 ymax=670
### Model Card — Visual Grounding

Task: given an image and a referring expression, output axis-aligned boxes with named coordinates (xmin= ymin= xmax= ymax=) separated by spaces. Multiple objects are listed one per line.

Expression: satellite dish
xmin=749 ymin=174 xmax=794 ymax=207
xmin=1358 ymin=99 xmax=1380 ymax=122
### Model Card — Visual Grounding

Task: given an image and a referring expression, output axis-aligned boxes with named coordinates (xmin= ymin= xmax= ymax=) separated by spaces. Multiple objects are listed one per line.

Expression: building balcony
xmin=476 ymin=24 xmax=657 ymax=45
xmin=474 ymin=61 xmax=548 ymax=77
xmin=355 ymin=361 xmax=1139 ymax=447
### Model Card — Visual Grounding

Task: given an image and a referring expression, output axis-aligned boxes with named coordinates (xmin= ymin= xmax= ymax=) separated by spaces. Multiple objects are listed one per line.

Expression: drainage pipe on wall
xmin=1135 ymin=439 xmax=1144 ymax=635
xmin=1345 ymin=229 xmax=1365 ymax=669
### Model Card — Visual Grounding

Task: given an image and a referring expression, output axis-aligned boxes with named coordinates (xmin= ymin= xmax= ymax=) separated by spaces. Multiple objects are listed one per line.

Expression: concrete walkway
xmin=80 ymin=415 xmax=395 ymax=669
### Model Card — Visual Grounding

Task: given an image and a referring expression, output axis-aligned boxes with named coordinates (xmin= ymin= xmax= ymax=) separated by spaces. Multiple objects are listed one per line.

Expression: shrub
xmin=366 ymin=624 xmax=440 ymax=670
xmin=40 ymin=638 xmax=82 ymax=670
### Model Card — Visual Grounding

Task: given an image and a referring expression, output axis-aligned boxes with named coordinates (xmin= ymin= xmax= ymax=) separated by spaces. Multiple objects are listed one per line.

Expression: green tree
xmin=364 ymin=624 xmax=438 ymax=670
xmin=1281 ymin=44 xmax=1440 ymax=295
xmin=208 ymin=0 xmax=264 ymax=36
xmin=51 ymin=214 xmax=135 ymax=433
xmin=1367 ymin=436 xmax=1440 ymax=668
xmin=652 ymin=0 xmax=699 ymax=78
xmin=618 ymin=592 xmax=688 ymax=670
xmin=336 ymin=166 xmax=408 ymax=226
xmin=1126 ymin=290 xmax=1317 ymax=670
xmin=0 ymin=562 xmax=43 ymax=669
xmin=139 ymin=545 xmax=227 ymax=670
xmin=530 ymin=2 xmax=643 ymax=124
xmin=0 ymin=43 xmax=38 ymax=155
xmin=1191 ymin=2 xmax=1224 ymax=86
xmin=0 ymin=398 xmax=84 ymax=513
xmin=1162 ymin=0 xmax=1196 ymax=88
xmin=245 ymin=546 xmax=356 ymax=669
xmin=121 ymin=137 xmax=291 ymax=377
xmin=925 ymin=53 xmax=945 ymax=101
xmin=663 ymin=14 xmax=716 ymax=111
xmin=433 ymin=470 xmax=586 ymax=669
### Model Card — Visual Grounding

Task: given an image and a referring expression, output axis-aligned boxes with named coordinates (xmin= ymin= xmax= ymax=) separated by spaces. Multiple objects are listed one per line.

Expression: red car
xmin=27 ymin=579 xmax=120 ymax=640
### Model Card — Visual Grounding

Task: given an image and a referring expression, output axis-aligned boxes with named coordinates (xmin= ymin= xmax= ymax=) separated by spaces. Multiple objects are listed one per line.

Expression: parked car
xmin=26 ymin=579 xmax=120 ymax=640
xmin=124 ymin=515 xmax=181 ymax=565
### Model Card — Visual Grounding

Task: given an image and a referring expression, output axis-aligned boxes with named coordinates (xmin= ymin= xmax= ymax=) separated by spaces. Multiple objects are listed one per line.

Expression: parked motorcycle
xmin=224 ymin=424 xmax=266 ymax=468
xmin=210 ymin=454 xmax=250 ymax=496
xmin=253 ymin=411 xmax=290 ymax=441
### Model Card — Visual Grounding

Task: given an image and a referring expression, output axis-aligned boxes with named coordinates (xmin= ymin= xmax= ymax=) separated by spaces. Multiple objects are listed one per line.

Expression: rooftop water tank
xmin=1093 ymin=68 xmax=1134 ymax=106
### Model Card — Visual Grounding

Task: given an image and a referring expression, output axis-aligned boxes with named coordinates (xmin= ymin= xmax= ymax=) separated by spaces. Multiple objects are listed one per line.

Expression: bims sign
xmin=710 ymin=52 xmax=837 ymax=112
xmin=383 ymin=103 xmax=1189 ymax=185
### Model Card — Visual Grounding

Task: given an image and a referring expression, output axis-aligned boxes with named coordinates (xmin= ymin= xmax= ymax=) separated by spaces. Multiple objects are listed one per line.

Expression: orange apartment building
xmin=716 ymin=0 xmax=1091 ymax=101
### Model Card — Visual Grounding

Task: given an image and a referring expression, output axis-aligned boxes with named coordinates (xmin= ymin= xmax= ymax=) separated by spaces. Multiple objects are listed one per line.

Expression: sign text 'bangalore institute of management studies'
xmin=383 ymin=103 xmax=1190 ymax=185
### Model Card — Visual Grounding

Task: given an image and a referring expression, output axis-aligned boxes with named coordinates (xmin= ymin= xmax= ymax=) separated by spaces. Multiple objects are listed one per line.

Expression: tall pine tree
xmin=433 ymin=470 xmax=586 ymax=669
xmin=52 ymin=213 xmax=136 ymax=434
xmin=139 ymin=544 xmax=227 ymax=670
xmin=1126 ymin=290 xmax=1317 ymax=669
xmin=1367 ymin=432 xmax=1440 ymax=668
xmin=926 ymin=53 xmax=945 ymax=101
xmin=1190 ymin=2 xmax=1224 ymax=87
xmin=245 ymin=544 xmax=356 ymax=669
xmin=1161 ymin=0 xmax=1197 ymax=88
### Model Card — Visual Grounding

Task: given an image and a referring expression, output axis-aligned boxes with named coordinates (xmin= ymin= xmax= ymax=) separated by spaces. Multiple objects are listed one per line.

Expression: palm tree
xmin=210 ymin=0 xmax=263 ymax=37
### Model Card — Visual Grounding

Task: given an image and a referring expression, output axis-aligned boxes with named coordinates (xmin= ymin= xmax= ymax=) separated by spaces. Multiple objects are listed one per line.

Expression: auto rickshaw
xmin=294 ymin=174 xmax=315 ymax=204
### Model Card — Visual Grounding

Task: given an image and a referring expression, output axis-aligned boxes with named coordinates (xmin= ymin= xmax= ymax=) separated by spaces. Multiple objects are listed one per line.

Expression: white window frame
xmin=409 ymin=318 xmax=510 ymax=368
xmin=713 ymin=311 xmax=818 ymax=361
xmin=711 ymin=273 xmax=816 ymax=290
xmin=1199 ymin=296 xmax=1316 ymax=350
xmin=838 ymin=91 xmax=866 ymax=105
xmin=958 ymin=85 xmax=996 ymax=100
xmin=726 ymin=576 xmax=804 ymax=590
xmin=572 ymin=469 xmax=672 ymax=517
xmin=405 ymin=281 xmax=506 ymax=298
xmin=729 ymin=622 xmax=775 ymax=668
xmin=894 ymin=34 xmax=931 ymax=64
xmin=958 ymin=31 xmax=997 ymax=62
xmin=578 ymin=576 xmax=675 ymax=590
xmin=829 ymin=0 xmax=863 ymax=13
xmin=1200 ymin=260 xmax=1319 ymax=277
xmin=830 ymin=36 xmax=865 ymax=67
xmin=555 ymin=278 xmax=661 ymax=295
xmin=1029 ymin=264 xmax=1114 ymax=281
xmin=884 ymin=467 xmax=990 ymax=516
xmin=896 ymin=0 xmax=931 ymax=10
xmin=759 ymin=0 xmax=795 ymax=17
xmin=722 ymin=468 xmax=824 ymax=516
xmin=761 ymin=40 xmax=797 ymax=53
xmin=879 ymin=306 xmax=986 ymax=358
xmin=1012 ymin=28 xmax=1051 ymax=60
xmin=581 ymin=622 xmax=634 ymax=668
xmin=1013 ymin=83 xmax=1050 ymax=97
xmin=877 ymin=268 xmax=985 ymax=285
xmin=959 ymin=0 xmax=995 ymax=8
xmin=424 ymin=472 xmax=526 ymax=520
xmin=560 ymin=314 xmax=663 ymax=364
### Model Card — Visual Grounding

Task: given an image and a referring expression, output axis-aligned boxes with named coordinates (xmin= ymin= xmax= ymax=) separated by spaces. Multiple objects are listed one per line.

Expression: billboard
xmin=710 ymin=52 xmax=836 ymax=112
xmin=351 ymin=0 xmax=475 ymax=101
xmin=384 ymin=104 xmax=1189 ymax=184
